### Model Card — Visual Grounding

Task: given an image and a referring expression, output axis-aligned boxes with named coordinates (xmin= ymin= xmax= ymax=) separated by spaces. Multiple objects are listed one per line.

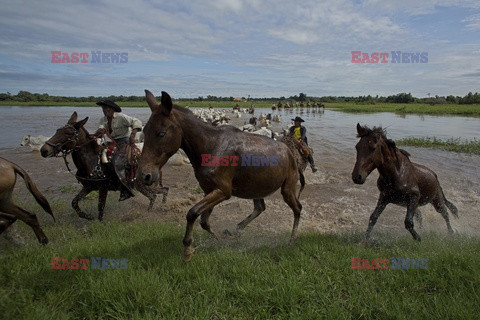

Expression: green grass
xmin=397 ymin=137 xmax=480 ymax=155
xmin=325 ymin=102 xmax=480 ymax=116
xmin=1 ymin=218 xmax=479 ymax=319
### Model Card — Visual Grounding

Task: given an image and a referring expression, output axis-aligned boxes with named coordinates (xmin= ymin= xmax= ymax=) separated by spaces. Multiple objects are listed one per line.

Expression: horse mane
xmin=358 ymin=125 xmax=411 ymax=159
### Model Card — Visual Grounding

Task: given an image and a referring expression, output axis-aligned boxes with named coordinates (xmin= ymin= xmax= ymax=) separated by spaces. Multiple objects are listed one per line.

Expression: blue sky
xmin=0 ymin=0 xmax=479 ymax=98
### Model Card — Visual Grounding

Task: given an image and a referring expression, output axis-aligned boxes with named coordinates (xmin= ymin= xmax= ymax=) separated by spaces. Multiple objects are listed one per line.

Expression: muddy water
xmin=0 ymin=106 xmax=479 ymax=238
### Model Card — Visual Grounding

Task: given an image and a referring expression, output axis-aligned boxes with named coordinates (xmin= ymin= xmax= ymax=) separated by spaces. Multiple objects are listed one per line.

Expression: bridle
xmin=46 ymin=124 xmax=107 ymax=180
xmin=45 ymin=124 xmax=81 ymax=158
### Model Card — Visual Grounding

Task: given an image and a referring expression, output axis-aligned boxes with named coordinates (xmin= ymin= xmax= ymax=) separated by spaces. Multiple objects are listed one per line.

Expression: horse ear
xmin=161 ymin=91 xmax=173 ymax=116
xmin=356 ymin=123 xmax=366 ymax=137
xmin=145 ymin=90 xmax=159 ymax=112
xmin=386 ymin=139 xmax=397 ymax=150
xmin=68 ymin=112 xmax=78 ymax=124
xmin=74 ymin=117 xmax=89 ymax=129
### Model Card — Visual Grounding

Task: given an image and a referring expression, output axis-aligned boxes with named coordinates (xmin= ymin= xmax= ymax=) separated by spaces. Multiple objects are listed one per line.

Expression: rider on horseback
xmin=93 ymin=100 xmax=142 ymax=201
xmin=289 ymin=116 xmax=317 ymax=173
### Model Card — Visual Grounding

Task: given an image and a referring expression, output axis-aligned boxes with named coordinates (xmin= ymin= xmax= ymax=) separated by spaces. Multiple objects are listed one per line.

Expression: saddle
xmin=101 ymin=143 xmax=141 ymax=183
xmin=295 ymin=139 xmax=313 ymax=159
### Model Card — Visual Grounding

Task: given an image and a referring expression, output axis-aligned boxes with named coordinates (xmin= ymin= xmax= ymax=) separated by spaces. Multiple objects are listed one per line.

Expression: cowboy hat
xmin=96 ymin=100 xmax=122 ymax=112
xmin=291 ymin=116 xmax=305 ymax=122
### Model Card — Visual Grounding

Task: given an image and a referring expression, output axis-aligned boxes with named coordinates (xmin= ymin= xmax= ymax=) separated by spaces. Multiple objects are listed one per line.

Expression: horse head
xmin=40 ymin=112 xmax=88 ymax=158
xmin=139 ymin=90 xmax=182 ymax=186
xmin=351 ymin=123 xmax=390 ymax=184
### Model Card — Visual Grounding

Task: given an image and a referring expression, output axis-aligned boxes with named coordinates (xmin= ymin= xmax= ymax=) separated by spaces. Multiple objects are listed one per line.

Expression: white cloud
xmin=463 ymin=13 xmax=480 ymax=29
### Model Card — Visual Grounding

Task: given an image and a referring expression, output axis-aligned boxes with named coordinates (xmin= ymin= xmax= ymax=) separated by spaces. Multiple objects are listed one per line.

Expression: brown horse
xmin=138 ymin=90 xmax=302 ymax=261
xmin=352 ymin=123 xmax=458 ymax=242
xmin=40 ymin=112 xmax=168 ymax=221
xmin=0 ymin=157 xmax=54 ymax=244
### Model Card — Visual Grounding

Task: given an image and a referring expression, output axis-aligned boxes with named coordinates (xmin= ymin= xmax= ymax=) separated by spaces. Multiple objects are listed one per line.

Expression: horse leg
xmin=281 ymin=178 xmax=302 ymax=243
xmin=200 ymin=208 xmax=219 ymax=239
xmin=1 ymin=204 xmax=48 ymax=245
xmin=72 ymin=187 xmax=94 ymax=220
xmin=0 ymin=213 xmax=17 ymax=234
xmin=97 ymin=188 xmax=108 ymax=221
xmin=158 ymin=170 xmax=169 ymax=204
xmin=432 ymin=197 xmax=454 ymax=235
xmin=364 ymin=196 xmax=387 ymax=242
xmin=405 ymin=200 xmax=421 ymax=241
xmin=415 ymin=209 xmax=423 ymax=229
xmin=236 ymin=199 xmax=266 ymax=232
xmin=183 ymin=189 xmax=228 ymax=261
xmin=135 ymin=180 xmax=157 ymax=211
xmin=160 ymin=186 xmax=169 ymax=204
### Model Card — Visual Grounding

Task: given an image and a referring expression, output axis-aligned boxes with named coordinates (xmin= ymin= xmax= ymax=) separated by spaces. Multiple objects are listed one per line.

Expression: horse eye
xmin=156 ymin=131 xmax=166 ymax=138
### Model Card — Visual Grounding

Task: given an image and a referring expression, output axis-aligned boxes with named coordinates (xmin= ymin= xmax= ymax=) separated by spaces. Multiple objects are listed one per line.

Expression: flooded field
xmin=0 ymin=106 xmax=479 ymax=239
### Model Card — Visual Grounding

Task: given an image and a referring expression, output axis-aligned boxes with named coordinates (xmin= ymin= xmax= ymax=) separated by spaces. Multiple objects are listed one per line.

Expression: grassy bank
xmin=1 ymin=218 xmax=479 ymax=319
xmin=397 ymin=137 xmax=480 ymax=155
xmin=325 ymin=102 xmax=480 ymax=116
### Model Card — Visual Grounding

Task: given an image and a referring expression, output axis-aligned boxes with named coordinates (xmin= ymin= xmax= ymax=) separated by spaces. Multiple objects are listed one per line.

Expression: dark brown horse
xmin=352 ymin=123 xmax=458 ymax=242
xmin=0 ymin=157 xmax=54 ymax=244
xmin=40 ymin=112 xmax=168 ymax=221
xmin=138 ymin=90 xmax=302 ymax=261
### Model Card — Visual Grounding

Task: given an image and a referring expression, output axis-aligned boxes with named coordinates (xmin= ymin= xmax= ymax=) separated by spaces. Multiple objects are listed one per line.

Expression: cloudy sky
xmin=1 ymin=0 xmax=479 ymax=98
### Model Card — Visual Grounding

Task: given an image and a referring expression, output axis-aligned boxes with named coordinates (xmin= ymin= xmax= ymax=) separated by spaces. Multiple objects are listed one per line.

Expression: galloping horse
xmin=138 ymin=90 xmax=302 ymax=261
xmin=352 ymin=123 xmax=458 ymax=242
xmin=40 ymin=112 xmax=168 ymax=221
xmin=0 ymin=157 xmax=54 ymax=244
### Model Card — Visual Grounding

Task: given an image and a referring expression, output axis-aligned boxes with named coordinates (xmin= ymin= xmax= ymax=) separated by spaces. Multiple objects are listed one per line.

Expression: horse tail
xmin=298 ymin=169 xmax=305 ymax=199
xmin=12 ymin=163 xmax=55 ymax=222
xmin=443 ymin=191 xmax=458 ymax=219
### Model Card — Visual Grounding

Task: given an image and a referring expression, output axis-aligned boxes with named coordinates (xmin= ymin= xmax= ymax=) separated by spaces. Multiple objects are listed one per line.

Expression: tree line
xmin=1 ymin=91 xmax=480 ymax=104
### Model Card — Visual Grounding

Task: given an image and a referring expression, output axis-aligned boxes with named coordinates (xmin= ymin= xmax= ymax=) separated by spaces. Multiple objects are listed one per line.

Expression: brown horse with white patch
xmin=138 ymin=90 xmax=302 ymax=261
xmin=0 ymin=157 xmax=54 ymax=244
xmin=352 ymin=124 xmax=458 ymax=242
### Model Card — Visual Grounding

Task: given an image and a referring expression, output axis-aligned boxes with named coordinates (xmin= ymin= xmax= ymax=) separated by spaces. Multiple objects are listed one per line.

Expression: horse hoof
xmin=358 ymin=239 xmax=369 ymax=248
xmin=40 ymin=237 xmax=49 ymax=245
xmin=222 ymin=229 xmax=241 ymax=238
xmin=183 ymin=246 xmax=195 ymax=262
xmin=80 ymin=213 xmax=94 ymax=221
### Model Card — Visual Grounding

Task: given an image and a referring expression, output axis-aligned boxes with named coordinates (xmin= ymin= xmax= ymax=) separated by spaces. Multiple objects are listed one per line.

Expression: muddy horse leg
xmin=200 ymin=208 xmax=218 ymax=239
xmin=158 ymin=170 xmax=169 ymax=204
xmin=236 ymin=199 xmax=266 ymax=232
xmin=281 ymin=177 xmax=302 ymax=243
xmin=364 ymin=196 xmax=388 ymax=241
xmin=432 ymin=197 xmax=454 ymax=235
xmin=183 ymin=189 xmax=228 ymax=261
xmin=0 ymin=213 xmax=17 ymax=234
xmin=0 ymin=204 xmax=48 ymax=245
xmin=97 ymin=188 xmax=108 ymax=221
xmin=72 ymin=187 xmax=94 ymax=220
xmin=415 ymin=209 xmax=423 ymax=229
xmin=405 ymin=199 xmax=421 ymax=241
